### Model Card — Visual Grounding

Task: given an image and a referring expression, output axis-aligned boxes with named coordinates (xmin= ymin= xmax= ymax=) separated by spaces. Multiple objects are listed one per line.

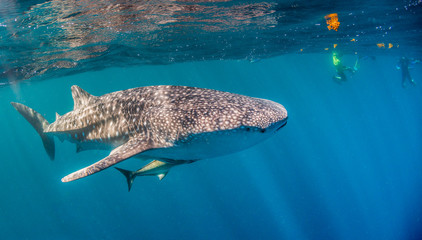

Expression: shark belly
xmin=138 ymin=127 xmax=273 ymax=161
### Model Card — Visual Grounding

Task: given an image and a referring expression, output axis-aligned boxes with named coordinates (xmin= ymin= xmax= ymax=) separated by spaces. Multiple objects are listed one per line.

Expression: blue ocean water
xmin=1 ymin=55 xmax=422 ymax=240
xmin=1 ymin=1 xmax=422 ymax=240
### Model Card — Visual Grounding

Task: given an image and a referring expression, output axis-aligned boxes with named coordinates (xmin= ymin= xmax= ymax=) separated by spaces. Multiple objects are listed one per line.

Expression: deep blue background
xmin=1 ymin=54 xmax=421 ymax=240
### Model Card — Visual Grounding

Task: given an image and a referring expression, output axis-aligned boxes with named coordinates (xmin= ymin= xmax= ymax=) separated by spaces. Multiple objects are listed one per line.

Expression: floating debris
xmin=325 ymin=13 xmax=340 ymax=31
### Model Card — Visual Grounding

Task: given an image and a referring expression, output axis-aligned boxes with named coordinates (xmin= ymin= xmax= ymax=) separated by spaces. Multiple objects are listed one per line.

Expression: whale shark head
xmin=230 ymin=98 xmax=288 ymax=147
xmin=145 ymin=96 xmax=288 ymax=161
xmin=243 ymin=98 xmax=288 ymax=133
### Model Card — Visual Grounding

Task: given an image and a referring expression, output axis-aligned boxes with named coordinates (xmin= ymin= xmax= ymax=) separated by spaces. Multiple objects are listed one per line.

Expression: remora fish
xmin=11 ymin=85 xmax=288 ymax=190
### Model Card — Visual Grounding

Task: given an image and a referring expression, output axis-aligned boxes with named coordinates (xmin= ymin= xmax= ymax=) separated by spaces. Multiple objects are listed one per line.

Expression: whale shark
xmin=11 ymin=85 xmax=288 ymax=190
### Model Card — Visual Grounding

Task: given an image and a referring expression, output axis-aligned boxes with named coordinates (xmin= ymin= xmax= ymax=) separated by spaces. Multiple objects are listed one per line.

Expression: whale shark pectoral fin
xmin=61 ymin=138 xmax=168 ymax=182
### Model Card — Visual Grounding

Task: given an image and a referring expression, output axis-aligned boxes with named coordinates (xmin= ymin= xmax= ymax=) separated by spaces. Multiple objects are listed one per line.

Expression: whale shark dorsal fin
xmin=55 ymin=112 xmax=61 ymax=120
xmin=71 ymin=85 xmax=94 ymax=110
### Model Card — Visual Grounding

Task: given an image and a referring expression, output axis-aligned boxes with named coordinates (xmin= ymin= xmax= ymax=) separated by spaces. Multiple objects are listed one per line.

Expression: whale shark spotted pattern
xmin=11 ymin=85 xmax=287 ymax=190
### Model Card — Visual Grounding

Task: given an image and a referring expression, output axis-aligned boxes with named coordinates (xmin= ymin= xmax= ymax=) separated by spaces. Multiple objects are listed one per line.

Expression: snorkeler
xmin=332 ymin=51 xmax=359 ymax=83
xmin=396 ymin=57 xmax=420 ymax=88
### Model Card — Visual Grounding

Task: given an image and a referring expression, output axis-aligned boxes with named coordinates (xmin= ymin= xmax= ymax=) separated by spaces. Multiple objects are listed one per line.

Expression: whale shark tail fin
xmin=115 ymin=167 xmax=136 ymax=192
xmin=11 ymin=102 xmax=55 ymax=160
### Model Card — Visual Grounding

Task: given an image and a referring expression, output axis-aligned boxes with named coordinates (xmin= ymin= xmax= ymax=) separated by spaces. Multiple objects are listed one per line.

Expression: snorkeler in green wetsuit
xmin=332 ymin=51 xmax=359 ymax=83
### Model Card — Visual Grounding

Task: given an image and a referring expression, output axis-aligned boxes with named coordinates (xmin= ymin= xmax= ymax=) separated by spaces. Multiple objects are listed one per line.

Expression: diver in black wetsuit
xmin=396 ymin=57 xmax=420 ymax=88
